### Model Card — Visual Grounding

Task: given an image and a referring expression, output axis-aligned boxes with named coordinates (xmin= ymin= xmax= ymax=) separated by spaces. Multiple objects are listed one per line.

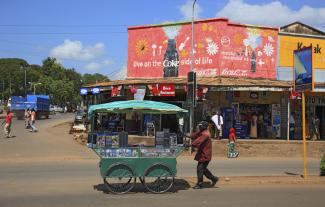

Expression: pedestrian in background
xmin=30 ymin=108 xmax=38 ymax=132
xmin=188 ymin=121 xmax=218 ymax=189
xmin=289 ymin=112 xmax=295 ymax=139
xmin=24 ymin=108 xmax=31 ymax=129
xmin=2 ymin=110 xmax=13 ymax=138
xmin=312 ymin=115 xmax=320 ymax=141
xmin=228 ymin=127 xmax=239 ymax=158
xmin=211 ymin=111 xmax=223 ymax=139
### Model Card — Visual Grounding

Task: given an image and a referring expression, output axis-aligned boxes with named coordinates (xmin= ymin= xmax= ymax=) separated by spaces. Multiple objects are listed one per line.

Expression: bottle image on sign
xmin=250 ymin=51 xmax=256 ymax=72
xmin=163 ymin=39 xmax=179 ymax=77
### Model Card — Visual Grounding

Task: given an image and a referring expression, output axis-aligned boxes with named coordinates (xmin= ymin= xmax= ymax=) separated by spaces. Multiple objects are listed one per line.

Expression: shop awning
xmin=88 ymin=100 xmax=188 ymax=118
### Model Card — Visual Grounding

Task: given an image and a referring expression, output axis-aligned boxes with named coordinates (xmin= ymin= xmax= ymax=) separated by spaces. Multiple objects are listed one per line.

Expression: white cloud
xmin=180 ymin=0 xmax=202 ymax=21
xmin=216 ymin=0 xmax=325 ymax=29
xmin=85 ymin=59 xmax=114 ymax=71
xmin=50 ymin=39 xmax=105 ymax=61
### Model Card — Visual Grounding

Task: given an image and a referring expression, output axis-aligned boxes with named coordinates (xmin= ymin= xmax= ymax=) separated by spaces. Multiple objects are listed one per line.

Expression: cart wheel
xmin=104 ymin=163 xmax=135 ymax=194
xmin=143 ymin=163 xmax=174 ymax=194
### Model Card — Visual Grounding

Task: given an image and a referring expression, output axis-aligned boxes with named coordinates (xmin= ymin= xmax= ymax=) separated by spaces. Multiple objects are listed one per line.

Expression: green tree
xmin=82 ymin=73 xmax=110 ymax=86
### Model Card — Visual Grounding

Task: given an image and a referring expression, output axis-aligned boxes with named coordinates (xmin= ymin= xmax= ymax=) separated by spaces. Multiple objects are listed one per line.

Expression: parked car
xmin=50 ymin=105 xmax=64 ymax=113
xmin=74 ymin=110 xmax=85 ymax=123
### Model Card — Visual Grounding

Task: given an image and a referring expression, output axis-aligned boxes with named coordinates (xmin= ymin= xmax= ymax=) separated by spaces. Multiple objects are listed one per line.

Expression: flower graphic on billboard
xmin=263 ymin=43 xmax=274 ymax=56
xmin=136 ymin=39 xmax=149 ymax=56
xmin=206 ymin=42 xmax=219 ymax=56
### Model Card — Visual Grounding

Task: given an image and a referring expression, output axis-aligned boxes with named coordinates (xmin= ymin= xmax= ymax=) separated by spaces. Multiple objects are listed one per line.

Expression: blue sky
xmin=0 ymin=0 xmax=324 ymax=79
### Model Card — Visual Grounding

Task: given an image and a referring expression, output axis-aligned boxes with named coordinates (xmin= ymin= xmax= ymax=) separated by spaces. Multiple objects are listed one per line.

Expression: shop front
xmin=290 ymin=93 xmax=325 ymax=140
xmin=200 ymin=88 xmax=289 ymax=139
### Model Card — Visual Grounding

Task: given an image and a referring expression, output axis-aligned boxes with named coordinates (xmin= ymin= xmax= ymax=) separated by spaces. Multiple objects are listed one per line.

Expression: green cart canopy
xmin=88 ymin=100 xmax=188 ymax=119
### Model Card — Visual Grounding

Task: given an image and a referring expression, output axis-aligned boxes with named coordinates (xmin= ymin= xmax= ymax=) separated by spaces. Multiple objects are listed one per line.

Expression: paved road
xmin=0 ymin=181 xmax=324 ymax=207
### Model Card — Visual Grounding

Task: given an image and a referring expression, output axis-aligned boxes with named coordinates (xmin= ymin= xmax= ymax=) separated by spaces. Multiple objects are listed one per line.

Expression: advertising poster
xmin=128 ymin=19 xmax=278 ymax=79
xmin=294 ymin=46 xmax=313 ymax=92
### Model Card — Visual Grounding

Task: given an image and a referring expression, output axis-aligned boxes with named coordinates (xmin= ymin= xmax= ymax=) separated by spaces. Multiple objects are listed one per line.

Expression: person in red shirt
xmin=2 ymin=110 xmax=13 ymax=138
xmin=188 ymin=121 xmax=218 ymax=189
xmin=228 ymin=127 xmax=239 ymax=158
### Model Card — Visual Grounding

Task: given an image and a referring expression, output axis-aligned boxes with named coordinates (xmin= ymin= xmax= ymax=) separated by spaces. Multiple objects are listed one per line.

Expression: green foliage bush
xmin=320 ymin=155 xmax=325 ymax=176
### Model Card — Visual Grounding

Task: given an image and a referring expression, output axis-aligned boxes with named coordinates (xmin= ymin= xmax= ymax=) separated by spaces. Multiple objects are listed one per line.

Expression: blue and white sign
xmin=294 ymin=46 xmax=313 ymax=92
xmin=91 ymin=87 xmax=100 ymax=94
xmin=80 ymin=88 xmax=88 ymax=95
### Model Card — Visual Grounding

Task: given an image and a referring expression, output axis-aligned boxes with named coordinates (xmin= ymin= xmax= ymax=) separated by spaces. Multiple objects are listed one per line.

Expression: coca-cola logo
xmin=221 ymin=69 xmax=248 ymax=77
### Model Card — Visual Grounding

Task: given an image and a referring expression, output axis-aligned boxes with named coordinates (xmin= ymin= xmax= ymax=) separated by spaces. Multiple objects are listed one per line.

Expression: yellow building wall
xmin=279 ymin=35 xmax=325 ymax=69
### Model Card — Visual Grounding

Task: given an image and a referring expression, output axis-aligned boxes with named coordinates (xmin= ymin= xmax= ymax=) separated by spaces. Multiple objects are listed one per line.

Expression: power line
xmin=0 ymin=31 xmax=127 ymax=35
xmin=0 ymin=24 xmax=129 ymax=27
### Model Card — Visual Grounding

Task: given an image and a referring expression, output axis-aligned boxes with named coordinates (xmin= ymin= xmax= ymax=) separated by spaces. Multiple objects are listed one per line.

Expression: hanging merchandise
xmin=130 ymin=85 xmax=137 ymax=94
xmin=272 ymin=104 xmax=281 ymax=138
xmin=290 ymin=90 xmax=301 ymax=100
xmin=148 ymin=84 xmax=160 ymax=96
xmin=111 ymin=85 xmax=122 ymax=97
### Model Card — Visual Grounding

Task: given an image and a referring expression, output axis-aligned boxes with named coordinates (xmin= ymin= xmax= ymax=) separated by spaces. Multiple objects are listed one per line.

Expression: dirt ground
xmin=71 ymin=122 xmax=325 ymax=159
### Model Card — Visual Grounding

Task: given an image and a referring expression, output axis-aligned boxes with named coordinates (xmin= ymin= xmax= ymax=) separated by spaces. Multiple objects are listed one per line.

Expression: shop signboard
xmin=279 ymin=34 xmax=325 ymax=69
xmin=294 ymin=46 xmax=313 ymax=92
xmin=128 ymin=19 xmax=278 ymax=79
xmin=91 ymin=87 xmax=100 ymax=94
xmin=304 ymin=96 xmax=325 ymax=106
xmin=134 ymin=88 xmax=146 ymax=100
xmin=80 ymin=88 xmax=88 ymax=95
xmin=157 ymin=84 xmax=175 ymax=96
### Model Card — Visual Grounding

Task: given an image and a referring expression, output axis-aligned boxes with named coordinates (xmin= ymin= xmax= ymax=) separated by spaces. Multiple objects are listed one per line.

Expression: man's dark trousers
xmin=197 ymin=161 xmax=214 ymax=184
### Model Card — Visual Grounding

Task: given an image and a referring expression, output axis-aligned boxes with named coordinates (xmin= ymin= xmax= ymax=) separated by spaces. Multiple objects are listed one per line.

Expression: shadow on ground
xmin=93 ymin=179 xmax=193 ymax=194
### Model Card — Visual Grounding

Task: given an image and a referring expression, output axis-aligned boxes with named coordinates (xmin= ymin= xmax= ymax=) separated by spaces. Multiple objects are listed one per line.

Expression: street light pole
xmin=1 ymin=80 xmax=4 ymax=104
xmin=33 ymin=83 xmax=42 ymax=95
xmin=188 ymin=0 xmax=197 ymax=154
xmin=191 ymin=0 xmax=196 ymax=73
xmin=25 ymin=67 xmax=27 ymax=96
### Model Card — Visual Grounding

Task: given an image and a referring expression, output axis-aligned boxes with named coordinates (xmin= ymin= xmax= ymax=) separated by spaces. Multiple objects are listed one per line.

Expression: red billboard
xmin=128 ymin=18 xmax=278 ymax=79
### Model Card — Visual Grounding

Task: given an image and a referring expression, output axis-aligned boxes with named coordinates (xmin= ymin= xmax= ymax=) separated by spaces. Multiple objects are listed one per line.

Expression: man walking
xmin=188 ymin=121 xmax=218 ymax=189
xmin=2 ymin=110 xmax=13 ymax=138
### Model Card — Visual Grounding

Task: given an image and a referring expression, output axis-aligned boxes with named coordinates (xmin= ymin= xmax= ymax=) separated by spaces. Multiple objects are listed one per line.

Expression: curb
xmin=179 ymin=175 xmax=325 ymax=186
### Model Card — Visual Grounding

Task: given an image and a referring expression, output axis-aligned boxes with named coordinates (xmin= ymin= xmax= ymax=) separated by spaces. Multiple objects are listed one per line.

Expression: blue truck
xmin=10 ymin=95 xmax=50 ymax=119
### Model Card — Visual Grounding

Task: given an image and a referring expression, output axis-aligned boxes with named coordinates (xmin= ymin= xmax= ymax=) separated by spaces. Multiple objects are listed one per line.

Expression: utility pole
xmin=190 ymin=0 xmax=197 ymax=133
xmin=187 ymin=0 xmax=197 ymax=154
xmin=25 ymin=67 xmax=27 ymax=96
xmin=1 ymin=79 xmax=4 ymax=104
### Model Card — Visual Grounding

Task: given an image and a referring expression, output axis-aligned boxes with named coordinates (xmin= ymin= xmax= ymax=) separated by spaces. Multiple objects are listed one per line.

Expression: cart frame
xmin=87 ymin=100 xmax=188 ymax=194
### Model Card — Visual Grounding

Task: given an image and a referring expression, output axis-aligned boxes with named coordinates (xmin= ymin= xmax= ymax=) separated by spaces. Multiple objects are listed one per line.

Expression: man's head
xmin=198 ymin=121 xmax=209 ymax=131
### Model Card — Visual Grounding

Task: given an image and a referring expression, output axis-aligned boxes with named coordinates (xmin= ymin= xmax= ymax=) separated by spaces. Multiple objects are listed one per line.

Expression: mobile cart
xmin=87 ymin=100 xmax=188 ymax=194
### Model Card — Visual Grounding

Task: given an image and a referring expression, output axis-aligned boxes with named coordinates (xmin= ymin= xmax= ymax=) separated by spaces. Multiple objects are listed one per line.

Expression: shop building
xmin=83 ymin=76 xmax=290 ymax=139
xmin=82 ymin=19 xmax=324 ymax=140
xmin=278 ymin=22 xmax=325 ymax=140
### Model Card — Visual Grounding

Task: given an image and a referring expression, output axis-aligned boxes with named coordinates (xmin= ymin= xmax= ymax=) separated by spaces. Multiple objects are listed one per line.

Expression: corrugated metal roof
xmin=84 ymin=77 xmax=292 ymax=88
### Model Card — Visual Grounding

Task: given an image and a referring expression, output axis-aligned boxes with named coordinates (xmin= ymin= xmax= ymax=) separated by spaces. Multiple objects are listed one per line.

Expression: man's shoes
xmin=192 ymin=183 xmax=203 ymax=189
xmin=211 ymin=176 xmax=219 ymax=187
